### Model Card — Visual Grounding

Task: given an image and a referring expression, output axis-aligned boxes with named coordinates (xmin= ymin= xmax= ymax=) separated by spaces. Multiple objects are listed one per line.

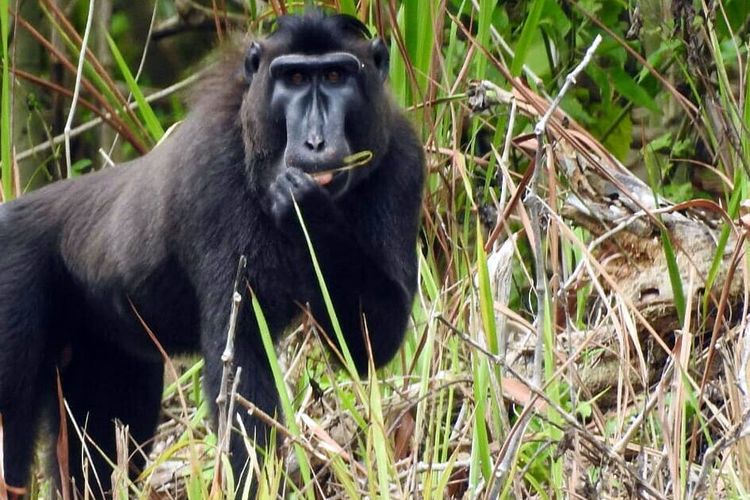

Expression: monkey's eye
xmin=287 ymin=72 xmax=308 ymax=85
xmin=324 ymin=70 xmax=342 ymax=83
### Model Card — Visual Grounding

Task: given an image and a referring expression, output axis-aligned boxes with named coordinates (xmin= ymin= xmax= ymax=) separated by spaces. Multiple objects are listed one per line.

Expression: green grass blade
xmin=476 ymin=221 xmax=497 ymax=353
xmin=292 ymin=196 xmax=360 ymax=379
xmin=368 ymin=369 xmax=396 ymax=499
xmin=511 ymin=0 xmax=544 ymax=76
xmin=106 ymin=33 xmax=164 ymax=141
xmin=660 ymin=230 xmax=685 ymax=324
xmin=469 ymin=221 xmax=493 ymax=487
xmin=645 ymin=146 xmax=686 ymax=324
xmin=251 ymin=292 xmax=313 ymax=499
xmin=1 ymin=0 xmax=12 ymax=201
xmin=702 ymin=169 xmax=746 ymax=316
xmin=474 ymin=0 xmax=494 ymax=79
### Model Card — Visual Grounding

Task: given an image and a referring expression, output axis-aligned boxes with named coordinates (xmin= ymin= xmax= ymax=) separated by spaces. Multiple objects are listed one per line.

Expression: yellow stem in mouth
xmin=312 ymin=150 xmax=373 ymax=177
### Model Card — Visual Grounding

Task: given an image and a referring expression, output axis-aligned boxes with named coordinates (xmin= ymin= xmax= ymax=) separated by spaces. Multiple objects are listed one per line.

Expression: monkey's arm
xmin=268 ymin=167 xmax=419 ymax=372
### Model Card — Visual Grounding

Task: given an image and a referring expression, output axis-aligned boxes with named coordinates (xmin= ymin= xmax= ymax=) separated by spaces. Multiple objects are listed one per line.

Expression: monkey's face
xmin=242 ymin=37 xmax=391 ymax=199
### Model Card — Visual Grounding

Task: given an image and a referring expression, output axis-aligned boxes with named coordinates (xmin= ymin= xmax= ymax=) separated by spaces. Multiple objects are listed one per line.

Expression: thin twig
xmin=97 ymin=148 xmax=115 ymax=168
xmin=212 ymin=255 xmax=247 ymax=494
xmin=498 ymin=97 xmax=517 ymax=209
xmin=527 ymin=141 xmax=550 ymax=387
xmin=740 ymin=316 xmax=750 ymax=417
xmin=55 ymin=372 xmax=71 ymax=500
xmin=63 ymin=0 xmax=95 ymax=178
xmin=395 ymin=459 xmax=473 ymax=479
xmin=528 ymin=33 xmax=602 ymax=385
xmin=61 ymin=400 xmax=105 ymax=498
xmin=533 ymin=35 xmax=602 ymax=136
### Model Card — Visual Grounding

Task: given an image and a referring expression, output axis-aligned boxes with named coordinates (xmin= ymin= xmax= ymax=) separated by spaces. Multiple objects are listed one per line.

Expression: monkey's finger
xmin=285 ymin=167 xmax=315 ymax=188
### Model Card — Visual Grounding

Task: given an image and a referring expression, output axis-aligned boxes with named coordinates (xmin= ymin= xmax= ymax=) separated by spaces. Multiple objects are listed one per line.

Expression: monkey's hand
xmin=267 ymin=168 xmax=338 ymax=235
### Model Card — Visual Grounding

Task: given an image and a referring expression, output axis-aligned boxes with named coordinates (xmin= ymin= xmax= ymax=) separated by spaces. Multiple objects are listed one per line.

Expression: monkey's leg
xmin=56 ymin=339 xmax=163 ymax=495
xmin=0 ymin=355 xmax=49 ymax=491
xmin=0 ymin=303 xmax=50 ymax=492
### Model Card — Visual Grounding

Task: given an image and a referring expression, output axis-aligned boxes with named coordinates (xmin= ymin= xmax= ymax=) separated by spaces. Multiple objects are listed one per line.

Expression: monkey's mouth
xmin=285 ymin=156 xmax=342 ymax=186
xmin=311 ymin=172 xmax=334 ymax=185
xmin=307 ymin=150 xmax=372 ymax=187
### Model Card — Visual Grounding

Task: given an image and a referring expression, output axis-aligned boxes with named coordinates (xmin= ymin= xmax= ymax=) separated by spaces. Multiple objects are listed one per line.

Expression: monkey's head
xmin=241 ymin=11 xmax=392 ymax=198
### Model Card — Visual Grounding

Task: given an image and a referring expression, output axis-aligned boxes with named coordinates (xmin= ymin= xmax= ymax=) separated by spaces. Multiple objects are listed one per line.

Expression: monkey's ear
xmin=369 ymin=38 xmax=390 ymax=83
xmin=244 ymin=42 xmax=262 ymax=84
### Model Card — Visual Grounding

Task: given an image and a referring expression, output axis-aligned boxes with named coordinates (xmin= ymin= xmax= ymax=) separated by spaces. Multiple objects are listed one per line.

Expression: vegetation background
xmin=2 ymin=0 xmax=750 ymax=498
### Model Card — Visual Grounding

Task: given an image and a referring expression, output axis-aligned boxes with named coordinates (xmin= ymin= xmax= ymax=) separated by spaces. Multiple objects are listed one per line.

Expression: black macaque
xmin=0 ymin=10 xmax=424 ymax=496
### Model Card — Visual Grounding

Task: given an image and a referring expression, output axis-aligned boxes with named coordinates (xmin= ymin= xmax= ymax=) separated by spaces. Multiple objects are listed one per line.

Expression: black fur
xmin=0 ymin=10 xmax=423 ymax=495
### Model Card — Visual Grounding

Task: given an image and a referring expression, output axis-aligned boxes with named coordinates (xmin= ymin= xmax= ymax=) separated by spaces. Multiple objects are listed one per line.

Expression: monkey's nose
xmin=304 ymin=136 xmax=326 ymax=152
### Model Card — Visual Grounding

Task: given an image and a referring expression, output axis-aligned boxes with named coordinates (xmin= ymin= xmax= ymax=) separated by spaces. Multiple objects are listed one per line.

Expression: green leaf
xmin=609 ymin=65 xmax=659 ymax=112
xmin=70 ymin=158 xmax=92 ymax=176
xmin=587 ymin=64 xmax=611 ymax=100
xmin=577 ymin=400 xmax=593 ymax=419
xmin=539 ymin=0 xmax=571 ymax=36
xmin=106 ymin=33 xmax=164 ymax=141
xmin=647 ymin=132 xmax=674 ymax=152
xmin=511 ymin=0 xmax=546 ymax=76
xmin=601 ymin=105 xmax=632 ymax=161
xmin=337 ymin=0 xmax=357 ymax=15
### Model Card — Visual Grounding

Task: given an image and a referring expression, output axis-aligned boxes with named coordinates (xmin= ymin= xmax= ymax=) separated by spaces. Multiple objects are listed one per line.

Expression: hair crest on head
xmin=269 ymin=9 xmax=372 ymax=54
